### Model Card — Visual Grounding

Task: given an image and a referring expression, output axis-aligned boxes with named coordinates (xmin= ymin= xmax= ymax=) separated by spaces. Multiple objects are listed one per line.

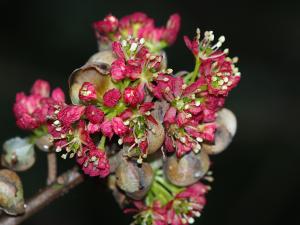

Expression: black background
xmin=0 ymin=0 xmax=299 ymax=224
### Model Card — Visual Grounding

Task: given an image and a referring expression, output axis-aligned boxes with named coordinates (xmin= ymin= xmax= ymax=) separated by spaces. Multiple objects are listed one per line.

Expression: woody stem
xmin=0 ymin=166 xmax=84 ymax=225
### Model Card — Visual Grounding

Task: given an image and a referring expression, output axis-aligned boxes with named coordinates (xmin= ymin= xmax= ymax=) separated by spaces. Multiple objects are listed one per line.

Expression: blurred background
xmin=0 ymin=0 xmax=299 ymax=224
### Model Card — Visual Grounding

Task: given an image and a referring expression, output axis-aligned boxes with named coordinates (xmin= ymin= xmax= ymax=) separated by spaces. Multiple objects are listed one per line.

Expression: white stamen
xmin=137 ymin=157 xmax=143 ymax=164
xmin=139 ymin=38 xmax=145 ymax=44
xmin=232 ymin=57 xmax=239 ymax=63
xmin=130 ymin=42 xmax=138 ymax=52
xmin=196 ymin=137 xmax=203 ymax=142
xmin=218 ymin=35 xmax=225 ymax=43
xmin=118 ymin=139 xmax=123 ymax=145
xmin=53 ymin=120 xmax=60 ymax=126
xmin=188 ymin=217 xmax=195 ymax=224
xmin=121 ymin=40 xmax=127 ymax=47
xmin=166 ymin=68 xmax=173 ymax=74
xmin=180 ymin=137 xmax=186 ymax=143
xmin=223 ymin=48 xmax=229 ymax=54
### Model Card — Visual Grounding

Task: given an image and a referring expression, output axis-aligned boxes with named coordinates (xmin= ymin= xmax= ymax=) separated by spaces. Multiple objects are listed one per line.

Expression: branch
xmin=47 ymin=152 xmax=57 ymax=185
xmin=0 ymin=166 xmax=84 ymax=225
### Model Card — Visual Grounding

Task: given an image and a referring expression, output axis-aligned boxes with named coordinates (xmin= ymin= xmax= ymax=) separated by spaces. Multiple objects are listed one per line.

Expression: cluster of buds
xmin=10 ymin=12 xmax=240 ymax=225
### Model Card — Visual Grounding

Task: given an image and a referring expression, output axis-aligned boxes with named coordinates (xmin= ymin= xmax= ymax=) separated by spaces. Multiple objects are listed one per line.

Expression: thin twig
xmin=0 ymin=166 xmax=84 ymax=225
xmin=47 ymin=152 xmax=57 ymax=185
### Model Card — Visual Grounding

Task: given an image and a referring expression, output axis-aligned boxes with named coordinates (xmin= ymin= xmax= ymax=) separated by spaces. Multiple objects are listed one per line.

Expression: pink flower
xmin=164 ymin=107 xmax=177 ymax=124
xmin=85 ymin=105 xmax=104 ymax=124
xmin=93 ymin=14 xmax=118 ymax=34
xmin=57 ymin=105 xmax=85 ymax=127
xmin=119 ymin=12 xmax=153 ymax=31
xmin=201 ymin=56 xmax=241 ymax=96
xmin=103 ymin=88 xmax=121 ymax=107
xmin=124 ymin=87 xmax=143 ymax=107
xmin=100 ymin=120 xmax=114 ymax=139
xmin=125 ymin=201 xmax=167 ymax=225
xmin=183 ymin=35 xmax=199 ymax=56
xmin=111 ymin=58 xmax=127 ymax=81
xmin=13 ymin=80 xmax=66 ymax=131
xmin=138 ymin=102 xmax=154 ymax=114
xmin=166 ymin=182 xmax=208 ymax=225
xmin=14 ymin=93 xmax=47 ymax=130
xmin=112 ymin=41 xmax=125 ymax=58
xmin=51 ymin=88 xmax=65 ymax=103
xmin=49 ymin=120 xmax=94 ymax=158
xmin=79 ymin=82 xmax=97 ymax=102
xmin=16 ymin=113 xmax=39 ymax=130
xmin=87 ymin=122 xmax=101 ymax=134
xmin=112 ymin=117 xmax=128 ymax=136
xmin=77 ymin=146 xmax=110 ymax=178
xmin=30 ymin=79 xmax=50 ymax=97
xmin=162 ymin=13 xmax=181 ymax=45
xmin=198 ymin=123 xmax=217 ymax=142
xmin=119 ymin=109 xmax=134 ymax=120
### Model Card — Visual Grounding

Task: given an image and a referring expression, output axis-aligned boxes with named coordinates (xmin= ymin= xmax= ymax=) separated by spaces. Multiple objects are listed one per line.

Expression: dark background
xmin=0 ymin=0 xmax=299 ymax=224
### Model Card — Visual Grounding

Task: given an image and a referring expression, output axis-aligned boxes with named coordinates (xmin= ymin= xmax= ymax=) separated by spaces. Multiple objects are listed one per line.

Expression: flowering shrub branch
xmin=0 ymin=12 xmax=240 ymax=225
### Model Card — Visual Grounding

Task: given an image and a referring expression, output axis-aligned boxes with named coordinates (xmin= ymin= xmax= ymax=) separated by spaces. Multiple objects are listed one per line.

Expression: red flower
xmin=57 ymin=105 xmax=85 ymax=127
xmin=16 ymin=113 xmax=39 ymax=130
xmin=77 ymin=146 xmax=110 ymax=178
xmin=166 ymin=182 xmax=208 ymax=225
xmin=87 ymin=122 xmax=101 ymax=134
xmin=85 ymin=105 xmax=104 ymax=124
xmin=51 ymin=88 xmax=65 ymax=103
xmin=201 ymin=55 xmax=241 ymax=96
xmin=100 ymin=120 xmax=114 ymax=139
xmin=162 ymin=13 xmax=181 ymax=45
xmin=112 ymin=117 xmax=128 ymax=136
xmin=103 ymin=88 xmax=121 ymax=107
xmin=13 ymin=80 xmax=66 ymax=130
xmin=93 ymin=14 xmax=118 ymax=34
xmin=123 ymin=86 xmax=143 ymax=107
xmin=111 ymin=58 xmax=127 ymax=81
xmin=79 ymin=82 xmax=97 ymax=102
xmin=30 ymin=79 xmax=50 ymax=97
xmin=184 ymin=35 xmax=199 ymax=56
xmin=49 ymin=120 xmax=94 ymax=159
xmin=125 ymin=201 xmax=167 ymax=225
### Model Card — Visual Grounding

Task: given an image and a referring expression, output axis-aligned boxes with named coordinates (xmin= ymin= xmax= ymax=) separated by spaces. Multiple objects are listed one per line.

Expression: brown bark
xmin=0 ymin=167 xmax=84 ymax=225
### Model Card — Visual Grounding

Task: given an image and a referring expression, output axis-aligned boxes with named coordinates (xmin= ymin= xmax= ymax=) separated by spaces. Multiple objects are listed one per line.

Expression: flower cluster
xmin=127 ymin=180 xmax=209 ymax=225
xmin=13 ymin=80 xmax=65 ymax=130
xmin=12 ymin=12 xmax=241 ymax=225
xmin=93 ymin=12 xmax=181 ymax=52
